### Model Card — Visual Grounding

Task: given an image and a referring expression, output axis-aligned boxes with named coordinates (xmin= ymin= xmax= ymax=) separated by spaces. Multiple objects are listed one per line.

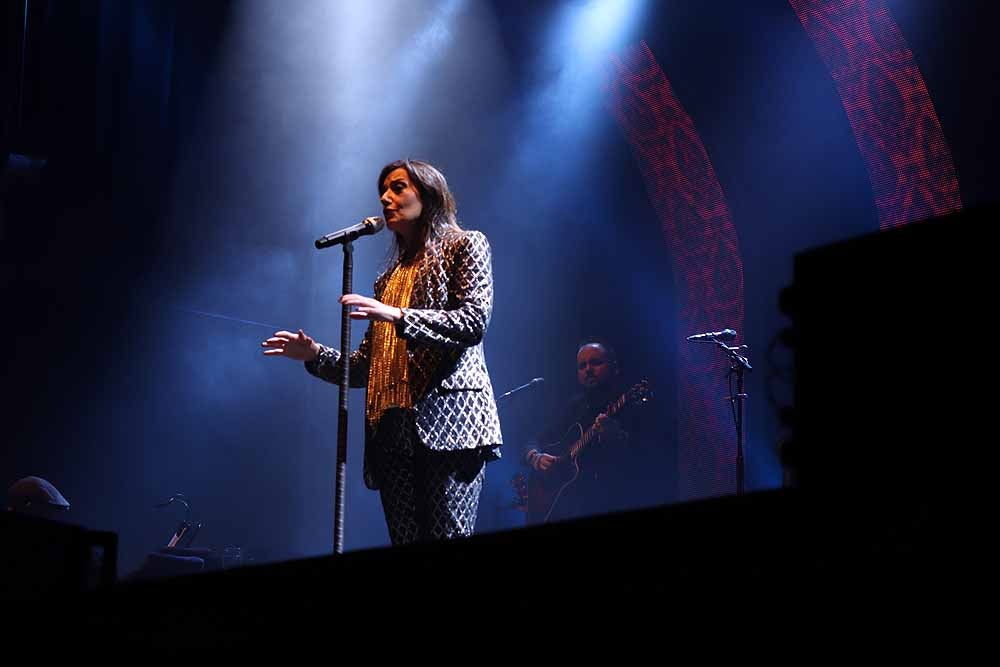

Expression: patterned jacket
xmin=305 ymin=229 xmax=503 ymax=488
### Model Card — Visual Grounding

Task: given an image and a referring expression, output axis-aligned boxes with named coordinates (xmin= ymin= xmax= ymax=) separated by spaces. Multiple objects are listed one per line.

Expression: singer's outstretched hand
xmin=261 ymin=329 xmax=320 ymax=362
xmin=340 ymin=294 xmax=403 ymax=323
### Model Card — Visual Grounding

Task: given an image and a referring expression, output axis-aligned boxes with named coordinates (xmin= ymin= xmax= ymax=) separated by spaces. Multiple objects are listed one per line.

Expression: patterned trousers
xmin=374 ymin=409 xmax=487 ymax=546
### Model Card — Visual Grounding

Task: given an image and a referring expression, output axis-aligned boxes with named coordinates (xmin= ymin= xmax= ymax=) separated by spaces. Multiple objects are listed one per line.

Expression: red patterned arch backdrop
xmin=789 ymin=0 xmax=962 ymax=229
xmin=604 ymin=41 xmax=744 ymax=501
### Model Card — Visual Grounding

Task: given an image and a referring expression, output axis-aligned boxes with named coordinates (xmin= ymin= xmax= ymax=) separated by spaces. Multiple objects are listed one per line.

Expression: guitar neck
xmin=567 ymin=392 xmax=629 ymax=460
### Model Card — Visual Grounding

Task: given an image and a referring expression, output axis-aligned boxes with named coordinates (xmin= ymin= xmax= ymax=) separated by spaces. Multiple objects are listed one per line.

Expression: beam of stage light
xmin=501 ymin=0 xmax=647 ymax=223
xmin=213 ymin=0 xmax=472 ymax=343
xmin=512 ymin=0 xmax=642 ymax=154
xmin=317 ymin=0 xmax=467 ymax=248
xmin=322 ymin=0 xmax=467 ymax=146
xmin=547 ymin=0 xmax=646 ymax=104
xmin=395 ymin=0 xmax=466 ymax=88
xmin=228 ymin=0 xmax=468 ymax=252
xmin=564 ymin=0 xmax=647 ymax=64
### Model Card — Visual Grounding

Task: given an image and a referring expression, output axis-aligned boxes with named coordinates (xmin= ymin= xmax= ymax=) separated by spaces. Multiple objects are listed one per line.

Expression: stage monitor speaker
xmin=1 ymin=512 xmax=117 ymax=601
xmin=781 ymin=205 xmax=996 ymax=499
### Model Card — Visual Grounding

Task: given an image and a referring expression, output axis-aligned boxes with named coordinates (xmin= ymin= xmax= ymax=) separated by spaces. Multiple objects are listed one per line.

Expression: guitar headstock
xmin=628 ymin=379 xmax=653 ymax=405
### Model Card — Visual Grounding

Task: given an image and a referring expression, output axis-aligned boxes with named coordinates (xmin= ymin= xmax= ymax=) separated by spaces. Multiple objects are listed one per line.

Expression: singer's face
xmin=577 ymin=344 xmax=615 ymax=389
xmin=380 ymin=168 xmax=423 ymax=237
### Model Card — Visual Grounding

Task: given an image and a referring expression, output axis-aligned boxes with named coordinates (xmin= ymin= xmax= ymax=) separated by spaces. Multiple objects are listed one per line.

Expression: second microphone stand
xmin=726 ymin=340 xmax=751 ymax=495
xmin=703 ymin=336 xmax=752 ymax=495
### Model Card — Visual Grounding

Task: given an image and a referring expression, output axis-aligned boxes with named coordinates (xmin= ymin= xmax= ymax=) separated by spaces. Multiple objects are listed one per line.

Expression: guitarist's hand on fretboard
xmin=594 ymin=412 xmax=629 ymax=444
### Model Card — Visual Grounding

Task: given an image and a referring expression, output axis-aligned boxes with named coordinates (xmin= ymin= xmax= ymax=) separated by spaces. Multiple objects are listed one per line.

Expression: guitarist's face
xmin=577 ymin=344 xmax=616 ymax=389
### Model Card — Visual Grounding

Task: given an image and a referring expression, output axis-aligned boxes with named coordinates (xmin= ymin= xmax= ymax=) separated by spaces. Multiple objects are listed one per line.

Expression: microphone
xmin=315 ymin=216 xmax=385 ymax=249
xmin=686 ymin=328 xmax=737 ymax=342
xmin=497 ymin=377 xmax=544 ymax=401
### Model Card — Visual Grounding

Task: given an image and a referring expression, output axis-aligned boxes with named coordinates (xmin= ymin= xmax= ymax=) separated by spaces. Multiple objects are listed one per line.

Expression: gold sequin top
xmin=304 ymin=229 xmax=503 ymax=483
xmin=365 ymin=260 xmax=420 ymax=429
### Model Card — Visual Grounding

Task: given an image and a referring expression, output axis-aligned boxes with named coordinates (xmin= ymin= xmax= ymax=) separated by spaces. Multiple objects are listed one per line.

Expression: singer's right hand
xmin=261 ymin=329 xmax=320 ymax=362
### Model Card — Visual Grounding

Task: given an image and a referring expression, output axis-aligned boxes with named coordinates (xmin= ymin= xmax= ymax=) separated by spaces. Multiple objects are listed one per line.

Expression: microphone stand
xmin=702 ymin=337 xmax=752 ymax=495
xmin=333 ymin=241 xmax=354 ymax=554
xmin=496 ymin=378 xmax=543 ymax=404
xmin=494 ymin=377 xmax=543 ymax=525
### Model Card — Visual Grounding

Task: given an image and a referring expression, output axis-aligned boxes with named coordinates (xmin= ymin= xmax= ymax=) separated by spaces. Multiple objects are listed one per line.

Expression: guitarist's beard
xmin=581 ymin=379 xmax=620 ymax=409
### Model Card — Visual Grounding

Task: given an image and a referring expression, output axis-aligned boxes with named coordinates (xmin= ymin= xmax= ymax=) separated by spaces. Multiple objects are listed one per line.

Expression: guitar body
xmin=524 ymin=380 xmax=652 ymax=525
xmin=526 ymin=424 xmax=585 ymax=524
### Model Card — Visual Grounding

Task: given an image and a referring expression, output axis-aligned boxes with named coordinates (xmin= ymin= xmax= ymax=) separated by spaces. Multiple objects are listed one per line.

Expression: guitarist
xmin=523 ymin=338 xmax=648 ymax=524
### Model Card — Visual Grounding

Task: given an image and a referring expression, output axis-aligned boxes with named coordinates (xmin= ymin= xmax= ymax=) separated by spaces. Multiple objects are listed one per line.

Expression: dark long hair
xmin=377 ymin=159 xmax=462 ymax=261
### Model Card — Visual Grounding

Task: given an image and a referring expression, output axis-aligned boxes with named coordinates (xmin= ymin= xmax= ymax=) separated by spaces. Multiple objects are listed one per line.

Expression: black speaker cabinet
xmin=782 ymin=206 xmax=996 ymax=500
xmin=1 ymin=512 xmax=117 ymax=600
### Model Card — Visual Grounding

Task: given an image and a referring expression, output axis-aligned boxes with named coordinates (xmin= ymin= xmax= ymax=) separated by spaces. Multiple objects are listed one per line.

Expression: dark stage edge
xmin=6 ymin=486 xmax=958 ymax=650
